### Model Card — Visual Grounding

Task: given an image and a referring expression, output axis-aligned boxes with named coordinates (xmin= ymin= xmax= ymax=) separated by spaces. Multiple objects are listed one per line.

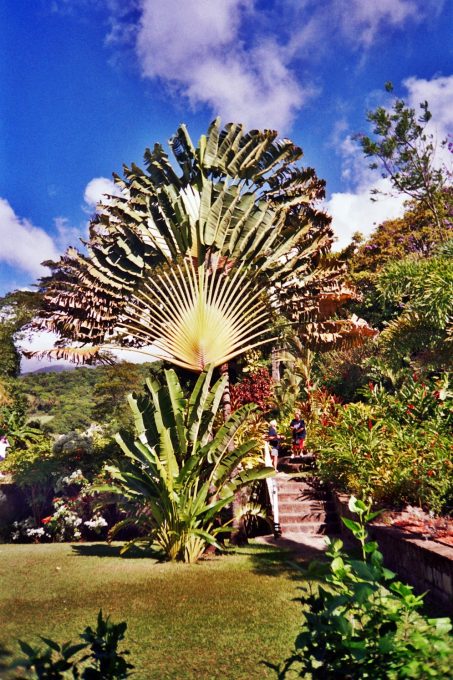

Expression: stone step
xmin=279 ymin=510 xmax=337 ymax=523
xmin=276 ymin=484 xmax=319 ymax=495
xmin=276 ymin=478 xmax=324 ymax=489
xmin=278 ymin=493 xmax=329 ymax=504
xmin=279 ymin=531 xmax=340 ymax=544
xmin=280 ymin=521 xmax=331 ymax=535
xmin=278 ymin=500 xmax=335 ymax=510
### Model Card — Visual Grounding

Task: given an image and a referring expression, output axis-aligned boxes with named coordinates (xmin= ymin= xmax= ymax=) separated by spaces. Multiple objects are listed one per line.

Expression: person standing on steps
xmin=267 ymin=419 xmax=282 ymax=469
xmin=289 ymin=410 xmax=306 ymax=457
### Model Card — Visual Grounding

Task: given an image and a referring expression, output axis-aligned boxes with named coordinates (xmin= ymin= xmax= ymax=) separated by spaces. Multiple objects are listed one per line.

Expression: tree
xmin=27 ymin=119 xmax=374 ymax=546
xmin=91 ymin=362 xmax=160 ymax=430
xmin=356 ymin=82 xmax=451 ymax=239
xmin=345 ymin=197 xmax=451 ymax=329
xmin=31 ymin=119 xmax=354 ymax=370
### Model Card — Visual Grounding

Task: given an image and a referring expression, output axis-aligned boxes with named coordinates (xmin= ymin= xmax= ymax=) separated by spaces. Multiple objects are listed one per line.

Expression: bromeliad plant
xmin=98 ymin=367 xmax=274 ymax=563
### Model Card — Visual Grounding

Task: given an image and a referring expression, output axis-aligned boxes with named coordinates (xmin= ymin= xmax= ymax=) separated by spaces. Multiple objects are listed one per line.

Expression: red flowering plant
xmin=230 ymin=368 xmax=274 ymax=413
xmin=363 ymin=372 xmax=452 ymax=430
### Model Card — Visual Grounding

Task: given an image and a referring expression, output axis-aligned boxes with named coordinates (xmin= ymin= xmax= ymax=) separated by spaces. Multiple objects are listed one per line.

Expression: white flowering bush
xmin=84 ymin=515 xmax=108 ymax=534
xmin=54 ymin=468 xmax=87 ymax=493
xmin=42 ymin=498 xmax=83 ymax=541
xmin=11 ymin=517 xmax=47 ymax=542
xmin=11 ymin=469 xmax=109 ymax=543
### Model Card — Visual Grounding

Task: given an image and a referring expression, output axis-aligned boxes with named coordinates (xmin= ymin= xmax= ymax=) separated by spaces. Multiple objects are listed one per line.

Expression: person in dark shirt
xmin=289 ymin=410 xmax=306 ymax=456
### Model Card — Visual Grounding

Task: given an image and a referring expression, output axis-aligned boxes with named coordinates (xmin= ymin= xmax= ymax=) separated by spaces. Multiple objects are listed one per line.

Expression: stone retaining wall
xmin=333 ymin=493 xmax=453 ymax=615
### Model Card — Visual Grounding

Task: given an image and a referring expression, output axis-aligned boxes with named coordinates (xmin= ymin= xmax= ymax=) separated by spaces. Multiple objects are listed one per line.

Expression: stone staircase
xmin=276 ymin=465 xmax=340 ymax=539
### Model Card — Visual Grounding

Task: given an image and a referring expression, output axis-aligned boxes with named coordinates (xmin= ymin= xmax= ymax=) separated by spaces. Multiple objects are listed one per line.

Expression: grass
xmin=0 ymin=540 xmax=321 ymax=679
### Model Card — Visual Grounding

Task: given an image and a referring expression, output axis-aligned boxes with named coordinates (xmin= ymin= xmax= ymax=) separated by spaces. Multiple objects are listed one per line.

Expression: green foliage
xmin=1 ymin=438 xmax=55 ymax=522
xmin=91 ymin=363 xmax=160 ymax=430
xmin=311 ymin=375 xmax=452 ymax=514
xmin=99 ymin=367 xmax=274 ymax=562
xmin=271 ymin=497 xmax=453 ymax=679
xmin=15 ymin=363 xmax=157 ymax=434
xmin=0 ymin=404 xmax=42 ymax=448
xmin=315 ymin=341 xmax=377 ymax=402
xmin=346 ymin=197 xmax=452 ymax=335
xmin=377 ymin=246 xmax=453 ymax=369
xmin=1 ymin=428 xmax=120 ymax=533
xmin=15 ymin=610 xmax=133 ymax=679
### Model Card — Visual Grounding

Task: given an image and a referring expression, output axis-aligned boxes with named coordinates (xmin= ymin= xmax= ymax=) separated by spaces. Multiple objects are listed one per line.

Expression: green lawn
xmin=0 ymin=541 xmax=319 ymax=679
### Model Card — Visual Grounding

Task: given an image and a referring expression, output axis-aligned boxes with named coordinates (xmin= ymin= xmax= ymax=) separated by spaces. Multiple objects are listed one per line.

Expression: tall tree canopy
xmin=356 ymin=83 xmax=451 ymax=239
xmin=31 ymin=120 xmax=366 ymax=371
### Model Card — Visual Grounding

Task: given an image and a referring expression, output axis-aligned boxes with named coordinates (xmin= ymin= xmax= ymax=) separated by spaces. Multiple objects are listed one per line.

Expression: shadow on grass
xmin=232 ymin=538 xmax=328 ymax=579
xmin=70 ymin=543 xmax=162 ymax=560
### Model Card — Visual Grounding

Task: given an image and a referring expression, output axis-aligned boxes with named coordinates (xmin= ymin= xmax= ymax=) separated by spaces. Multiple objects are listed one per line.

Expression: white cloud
xmin=327 ymin=179 xmax=406 ymax=249
xmin=337 ymin=0 xmax=419 ymax=46
xmin=405 ymin=74 xmax=453 ymax=128
xmin=0 ymin=177 xmax=122 ymax=284
xmin=404 ymin=74 xmax=453 ymax=169
xmin=0 ymin=198 xmax=61 ymax=278
xmin=83 ymin=176 xmax=122 ymax=210
xmin=134 ymin=0 xmax=306 ymax=131
xmin=54 ymin=216 xmax=84 ymax=251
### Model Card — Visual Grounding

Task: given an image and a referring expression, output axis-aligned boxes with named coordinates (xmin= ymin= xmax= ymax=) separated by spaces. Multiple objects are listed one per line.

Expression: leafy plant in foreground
xmin=270 ymin=497 xmax=452 ymax=678
xmin=15 ymin=610 xmax=133 ymax=679
xmin=98 ymin=366 xmax=274 ymax=563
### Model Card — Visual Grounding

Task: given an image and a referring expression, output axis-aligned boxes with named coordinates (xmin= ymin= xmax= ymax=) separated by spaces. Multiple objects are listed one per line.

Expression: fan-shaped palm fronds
xmin=121 ymin=259 xmax=272 ymax=370
xmin=31 ymin=119 xmax=352 ymax=369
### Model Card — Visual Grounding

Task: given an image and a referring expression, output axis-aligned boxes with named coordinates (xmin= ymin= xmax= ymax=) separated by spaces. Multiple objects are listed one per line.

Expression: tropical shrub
xmin=1 ymin=424 xmax=121 ymax=537
xmin=15 ymin=610 xmax=133 ymax=679
xmin=309 ymin=373 xmax=452 ymax=514
xmin=0 ymin=404 xmax=41 ymax=449
xmin=365 ymin=372 xmax=452 ymax=433
xmin=377 ymin=247 xmax=453 ymax=370
xmin=230 ymin=368 xmax=274 ymax=412
xmin=270 ymin=497 xmax=453 ymax=679
xmin=98 ymin=367 xmax=274 ymax=563
xmin=312 ymin=402 xmax=451 ymax=514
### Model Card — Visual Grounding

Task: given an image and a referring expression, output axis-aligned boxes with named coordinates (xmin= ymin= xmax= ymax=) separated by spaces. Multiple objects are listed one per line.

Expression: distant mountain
xmin=30 ymin=364 xmax=79 ymax=374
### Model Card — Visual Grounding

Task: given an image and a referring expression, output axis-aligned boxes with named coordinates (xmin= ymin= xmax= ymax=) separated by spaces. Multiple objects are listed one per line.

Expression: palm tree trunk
xmin=271 ymin=345 xmax=280 ymax=383
xmin=220 ymin=362 xmax=231 ymax=420
xmin=220 ymin=362 xmax=248 ymax=546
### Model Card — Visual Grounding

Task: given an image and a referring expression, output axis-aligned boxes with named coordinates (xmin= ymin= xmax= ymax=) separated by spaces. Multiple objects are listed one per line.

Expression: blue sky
xmin=1 ymin=0 xmax=452 ymax=299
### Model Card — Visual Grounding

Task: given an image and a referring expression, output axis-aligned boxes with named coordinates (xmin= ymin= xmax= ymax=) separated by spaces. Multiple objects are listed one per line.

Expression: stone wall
xmin=333 ymin=493 xmax=453 ymax=615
